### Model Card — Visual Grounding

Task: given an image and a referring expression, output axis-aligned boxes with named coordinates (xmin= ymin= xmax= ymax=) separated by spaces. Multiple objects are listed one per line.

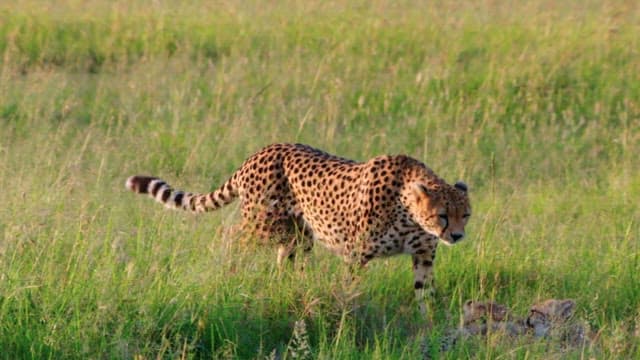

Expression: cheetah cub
xmin=461 ymin=300 xmax=527 ymax=337
xmin=527 ymin=299 xmax=593 ymax=347
xmin=440 ymin=300 xmax=524 ymax=351
xmin=442 ymin=298 xmax=591 ymax=352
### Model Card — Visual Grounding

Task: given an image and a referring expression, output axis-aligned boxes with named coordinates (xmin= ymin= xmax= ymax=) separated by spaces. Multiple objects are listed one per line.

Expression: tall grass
xmin=1 ymin=0 xmax=639 ymax=358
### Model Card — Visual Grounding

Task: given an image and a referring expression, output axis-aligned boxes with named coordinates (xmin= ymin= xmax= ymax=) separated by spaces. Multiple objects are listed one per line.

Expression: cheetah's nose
xmin=451 ymin=233 xmax=464 ymax=242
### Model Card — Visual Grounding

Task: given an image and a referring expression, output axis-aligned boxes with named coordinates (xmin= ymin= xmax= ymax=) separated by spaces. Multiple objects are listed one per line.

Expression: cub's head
xmin=526 ymin=299 xmax=576 ymax=338
xmin=410 ymin=180 xmax=471 ymax=246
xmin=463 ymin=300 xmax=509 ymax=325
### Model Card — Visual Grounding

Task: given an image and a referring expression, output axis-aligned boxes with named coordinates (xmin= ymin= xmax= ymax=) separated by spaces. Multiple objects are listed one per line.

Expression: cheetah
xmin=125 ymin=143 xmax=471 ymax=312
xmin=440 ymin=300 xmax=524 ymax=352
xmin=460 ymin=300 xmax=526 ymax=337
xmin=441 ymin=298 xmax=590 ymax=352
xmin=527 ymin=299 xmax=593 ymax=347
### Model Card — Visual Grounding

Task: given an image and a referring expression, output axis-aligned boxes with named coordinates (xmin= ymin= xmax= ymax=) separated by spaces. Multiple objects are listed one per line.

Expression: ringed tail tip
xmin=126 ymin=175 xmax=159 ymax=194
xmin=125 ymin=176 xmax=136 ymax=191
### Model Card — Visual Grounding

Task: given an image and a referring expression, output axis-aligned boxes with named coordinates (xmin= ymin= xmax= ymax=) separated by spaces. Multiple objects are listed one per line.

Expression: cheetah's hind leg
xmin=276 ymin=217 xmax=314 ymax=269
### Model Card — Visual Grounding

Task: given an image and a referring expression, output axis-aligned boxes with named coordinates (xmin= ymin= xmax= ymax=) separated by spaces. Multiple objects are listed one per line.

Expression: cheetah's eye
xmin=438 ymin=214 xmax=448 ymax=222
xmin=463 ymin=213 xmax=471 ymax=219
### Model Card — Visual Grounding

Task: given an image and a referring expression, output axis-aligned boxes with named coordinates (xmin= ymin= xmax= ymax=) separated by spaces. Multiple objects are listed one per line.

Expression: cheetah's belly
xmin=303 ymin=218 xmax=348 ymax=254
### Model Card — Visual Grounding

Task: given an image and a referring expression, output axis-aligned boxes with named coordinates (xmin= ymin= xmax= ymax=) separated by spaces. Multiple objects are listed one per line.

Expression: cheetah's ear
xmin=454 ymin=181 xmax=468 ymax=193
xmin=412 ymin=183 xmax=432 ymax=199
xmin=411 ymin=183 xmax=435 ymax=206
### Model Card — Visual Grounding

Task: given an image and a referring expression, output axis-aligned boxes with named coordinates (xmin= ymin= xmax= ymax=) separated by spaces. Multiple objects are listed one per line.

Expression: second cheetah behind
xmin=126 ymin=143 xmax=471 ymax=311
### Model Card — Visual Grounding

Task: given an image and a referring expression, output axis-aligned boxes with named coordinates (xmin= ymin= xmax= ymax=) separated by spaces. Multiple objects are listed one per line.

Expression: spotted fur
xmin=527 ymin=298 xmax=593 ymax=346
xmin=441 ymin=299 xmax=590 ymax=352
xmin=440 ymin=300 xmax=523 ymax=352
xmin=126 ymin=143 xmax=471 ymax=310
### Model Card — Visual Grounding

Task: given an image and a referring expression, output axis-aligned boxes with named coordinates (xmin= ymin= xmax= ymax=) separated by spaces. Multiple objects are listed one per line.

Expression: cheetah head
xmin=463 ymin=300 xmax=510 ymax=324
xmin=526 ymin=299 xmax=576 ymax=338
xmin=410 ymin=180 xmax=471 ymax=246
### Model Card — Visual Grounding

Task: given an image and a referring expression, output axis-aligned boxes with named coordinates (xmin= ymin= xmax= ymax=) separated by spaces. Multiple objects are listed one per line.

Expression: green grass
xmin=1 ymin=0 xmax=639 ymax=358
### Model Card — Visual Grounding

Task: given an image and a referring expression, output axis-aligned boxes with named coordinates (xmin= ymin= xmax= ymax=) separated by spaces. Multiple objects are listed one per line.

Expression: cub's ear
xmin=558 ymin=299 xmax=576 ymax=319
xmin=454 ymin=181 xmax=468 ymax=193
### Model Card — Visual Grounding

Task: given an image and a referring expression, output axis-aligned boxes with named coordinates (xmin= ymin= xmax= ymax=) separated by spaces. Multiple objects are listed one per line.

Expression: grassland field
xmin=0 ymin=0 xmax=639 ymax=358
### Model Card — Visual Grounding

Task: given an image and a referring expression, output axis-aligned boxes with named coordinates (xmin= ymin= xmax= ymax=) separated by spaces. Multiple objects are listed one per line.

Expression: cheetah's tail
xmin=125 ymin=175 xmax=238 ymax=213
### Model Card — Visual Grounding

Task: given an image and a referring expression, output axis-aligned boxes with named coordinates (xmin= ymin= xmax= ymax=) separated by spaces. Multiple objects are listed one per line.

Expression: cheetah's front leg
xmin=412 ymin=253 xmax=436 ymax=319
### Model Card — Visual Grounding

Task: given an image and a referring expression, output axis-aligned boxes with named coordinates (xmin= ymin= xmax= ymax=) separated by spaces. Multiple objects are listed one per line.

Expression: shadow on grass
xmin=184 ymin=261 xmax=591 ymax=358
xmin=0 ymin=259 xmax=608 ymax=359
xmin=133 ymin=266 xmax=435 ymax=359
